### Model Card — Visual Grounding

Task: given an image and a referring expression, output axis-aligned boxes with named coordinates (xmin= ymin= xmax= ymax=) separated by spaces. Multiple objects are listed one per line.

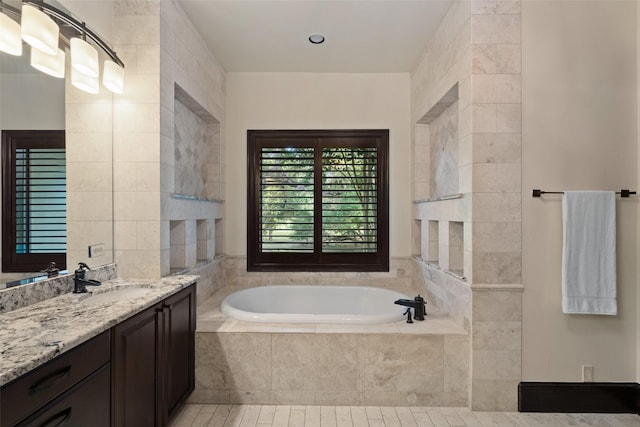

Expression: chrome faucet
xmin=394 ymin=295 xmax=427 ymax=323
xmin=72 ymin=262 xmax=101 ymax=294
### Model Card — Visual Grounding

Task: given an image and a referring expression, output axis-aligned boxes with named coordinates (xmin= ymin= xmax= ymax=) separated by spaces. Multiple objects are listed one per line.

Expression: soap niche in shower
xmin=414 ymin=83 xmax=459 ymax=201
xmin=173 ymin=84 xmax=222 ymax=201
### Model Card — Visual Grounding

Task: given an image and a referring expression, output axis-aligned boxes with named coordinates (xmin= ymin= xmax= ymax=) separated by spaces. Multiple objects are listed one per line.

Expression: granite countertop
xmin=0 ymin=275 xmax=198 ymax=386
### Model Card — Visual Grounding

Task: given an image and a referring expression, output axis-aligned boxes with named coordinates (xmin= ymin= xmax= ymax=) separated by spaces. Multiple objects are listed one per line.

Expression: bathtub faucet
xmin=394 ymin=295 xmax=427 ymax=322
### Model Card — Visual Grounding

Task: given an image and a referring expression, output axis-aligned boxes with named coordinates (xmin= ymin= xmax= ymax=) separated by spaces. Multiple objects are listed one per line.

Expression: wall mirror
xmin=0 ymin=0 xmax=115 ymax=288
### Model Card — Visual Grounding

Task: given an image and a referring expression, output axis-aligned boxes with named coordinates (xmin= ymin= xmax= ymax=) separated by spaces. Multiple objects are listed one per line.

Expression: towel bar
xmin=532 ymin=189 xmax=637 ymax=198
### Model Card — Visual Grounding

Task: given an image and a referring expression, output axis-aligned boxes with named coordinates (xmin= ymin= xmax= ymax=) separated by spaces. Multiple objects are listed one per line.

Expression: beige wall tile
xmin=472 ymin=103 xmax=497 ymax=132
xmin=472 ymin=15 xmax=521 ymax=44
xmin=272 ymin=334 xmax=358 ymax=392
xmin=363 ymin=335 xmax=444 ymax=393
xmin=496 ymin=104 xmax=521 ymax=133
xmin=472 ymin=193 xmax=521 ymax=222
xmin=473 ymin=44 xmax=497 ymax=74
xmin=473 ymin=321 xmax=521 ymax=351
xmin=472 ymin=0 xmax=521 ymax=15
xmin=473 ymin=350 xmax=498 ymax=380
xmin=472 ymin=251 xmax=522 ymax=284
xmin=473 ymin=133 xmax=521 ymax=163
xmin=472 ymin=74 xmax=522 ymax=104
xmin=195 ymin=333 xmax=272 ymax=391
xmin=444 ymin=335 xmax=470 ymax=392
xmin=471 ymin=379 xmax=518 ymax=411
xmin=496 ymin=350 xmax=521 ymax=380
xmin=472 ymin=163 xmax=521 ymax=192
xmin=473 ymin=290 xmax=522 ymax=321
xmin=472 ymin=222 xmax=521 ymax=252
xmin=496 ymin=44 xmax=521 ymax=73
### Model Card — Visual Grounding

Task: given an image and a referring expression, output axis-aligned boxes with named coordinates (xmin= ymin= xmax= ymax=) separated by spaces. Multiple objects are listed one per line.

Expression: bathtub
xmin=220 ymin=285 xmax=411 ymax=324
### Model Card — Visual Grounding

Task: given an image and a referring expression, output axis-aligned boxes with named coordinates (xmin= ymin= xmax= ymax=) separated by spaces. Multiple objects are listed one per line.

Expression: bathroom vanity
xmin=0 ymin=275 xmax=197 ymax=427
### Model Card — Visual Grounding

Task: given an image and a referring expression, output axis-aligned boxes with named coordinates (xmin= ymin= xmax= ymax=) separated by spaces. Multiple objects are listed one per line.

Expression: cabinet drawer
xmin=1 ymin=330 xmax=110 ymax=427
xmin=15 ymin=363 xmax=110 ymax=427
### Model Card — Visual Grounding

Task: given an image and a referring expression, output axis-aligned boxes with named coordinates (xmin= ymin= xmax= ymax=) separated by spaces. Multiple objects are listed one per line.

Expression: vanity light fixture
xmin=70 ymin=36 xmax=99 ymax=78
xmin=0 ymin=0 xmax=125 ymax=94
xmin=308 ymin=33 xmax=325 ymax=44
xmin=102 ymin=60 xmax=124 ymax=94
xmin=71 ymin=65 xmax=99 ymax=94
xmin=21 ymin=4 xmax=58 ymax=55
xmin=0 ymin=11 xmax=22 ymax=56
xmin=30 ymin=45 xmax=65 ymax=78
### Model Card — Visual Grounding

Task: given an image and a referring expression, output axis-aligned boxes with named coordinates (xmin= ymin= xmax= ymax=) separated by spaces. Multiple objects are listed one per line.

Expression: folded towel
xmin=562 ymin=191 xmax=617 ymax=315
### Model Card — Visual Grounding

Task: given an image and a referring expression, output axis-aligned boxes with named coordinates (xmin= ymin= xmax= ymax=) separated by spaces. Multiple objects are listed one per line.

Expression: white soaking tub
xmin=220 ymin=285 xmax=411 ymax=324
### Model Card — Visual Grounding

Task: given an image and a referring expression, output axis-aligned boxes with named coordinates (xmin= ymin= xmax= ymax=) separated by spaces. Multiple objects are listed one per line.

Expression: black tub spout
xmin=394 ymin=295 xmax=427 ymax=321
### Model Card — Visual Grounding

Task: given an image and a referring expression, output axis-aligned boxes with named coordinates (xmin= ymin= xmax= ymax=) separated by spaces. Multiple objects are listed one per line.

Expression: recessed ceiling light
xmin=308 ymin=34 xmax=325 ymax=44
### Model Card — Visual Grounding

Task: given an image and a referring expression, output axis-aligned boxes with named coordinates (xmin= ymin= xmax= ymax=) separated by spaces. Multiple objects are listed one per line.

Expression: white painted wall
xmin=225 ymin=72 xmax=411 ymax=258
xmin=522 ymin=0 xmax=638 ymax=381
xmin=0 ymin=73 xmax=64 ymax=130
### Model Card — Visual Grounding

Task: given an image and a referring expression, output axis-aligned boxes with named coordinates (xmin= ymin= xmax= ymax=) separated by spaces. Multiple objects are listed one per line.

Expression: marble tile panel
xmin=496 ymin=104 xmax=521 ymax=133
xmin=472 ymin=0 xmax=521 ymax=16
xmin=113 ymin=192 xmax=161 ymax=221
xmin=66 ymin=132 xmax=112 ymax=161
xmin=472 ymin=321 xmax=521 ymax=351
xmin=496 ymin=350 xmax=521 ymax=380
xmin=67 ymin=192 xmax=113 ymax=222
xmin=496 ymin=44 xmax=521 ymax=74
xmin=472 ymin=163 xmax=521 ymax=192
xmin=113 ymin=132 xmax=160 ymax=163
xmin=471 ymin=379 xmax=519 ymax=411
xmin=473 ymin=350 xmax=498 ymax=380
xmin=472 ymin=222 xmax=521 ymax=252
xmin=271 ymin=390 xmax=316 ymax=405
xmin=229 ymin=391 xmax=273 ymax=405
xmin=195 ymin=333 xmax=272 ymax=391
xmin=472 ymin=193 xmax=521 ymax=222
xmin=188 ymin=389 xmax=230 ymax=404
xmin=363 ymin=335 xmax=444 ymax=393
xmin=314 ymin=391 xmax=364 ymax=406
xmin=114 ymin=0 xmax=160 ymax=16
xmin=113 ymin=15 xmax=160 ymax=45
xmin=471 ymin=104 xmax=496 ymax=133
xmin=472 ymin=74 xmax=521 ymax=104
xmin=472 ymin=290 xmax=522 ymax=321
xmin=472 ymin=44 xmax=497 ymax=74
xmin=472 ymin=133 xmax=521 ymax=163
xmin=472 ymin=15 xmax=521 ymax=44
xmin=114 ymin=221 xmax=138 ymax=250
xmin=272 ymin=334 xmax=358 ymax=392
xmin=471 ymin=252 xmax=522 ymax=284
xmin=444 ymin=335 xmax=469 ymax=393
xmin=67 ymin=162 xmax=113 ymax=192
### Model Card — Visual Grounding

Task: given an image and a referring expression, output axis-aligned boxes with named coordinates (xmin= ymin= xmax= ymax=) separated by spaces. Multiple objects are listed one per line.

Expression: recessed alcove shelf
xmin=414 ymin=83 xmax=460 ymax=201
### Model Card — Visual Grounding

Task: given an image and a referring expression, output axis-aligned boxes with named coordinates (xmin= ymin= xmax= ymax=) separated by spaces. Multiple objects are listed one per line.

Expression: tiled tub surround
xmin=191 ymin=287 xmax=469 ymax=407
xmin=0 ymin=274 xmax=198 ymax=386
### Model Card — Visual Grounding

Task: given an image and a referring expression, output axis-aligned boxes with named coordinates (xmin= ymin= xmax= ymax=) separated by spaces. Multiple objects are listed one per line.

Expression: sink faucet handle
xmin=77 ymin=262 xmax=91 ymax=271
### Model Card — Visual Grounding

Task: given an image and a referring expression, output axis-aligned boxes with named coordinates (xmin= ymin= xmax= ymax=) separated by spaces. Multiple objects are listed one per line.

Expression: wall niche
xmin=415 ymin=83 xmax=459 ymax=200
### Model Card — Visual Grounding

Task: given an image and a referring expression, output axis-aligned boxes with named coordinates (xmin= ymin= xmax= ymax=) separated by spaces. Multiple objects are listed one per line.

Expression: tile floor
xmin=169 ymin=405 xmax=639 ymax=427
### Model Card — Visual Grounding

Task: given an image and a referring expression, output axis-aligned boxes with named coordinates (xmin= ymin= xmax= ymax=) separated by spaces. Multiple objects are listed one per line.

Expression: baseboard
xmin=518 ymin=382 xmax=639 ymax=413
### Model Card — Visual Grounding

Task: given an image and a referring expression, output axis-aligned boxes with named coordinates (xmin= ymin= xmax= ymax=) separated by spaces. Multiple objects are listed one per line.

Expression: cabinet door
xmin=162 ymin=285 xmax=196 ymax=423
xmin=112 ymin=304 xmax=162 ymax=427
xmin=15 ymin=364 xmax=110 ymax=427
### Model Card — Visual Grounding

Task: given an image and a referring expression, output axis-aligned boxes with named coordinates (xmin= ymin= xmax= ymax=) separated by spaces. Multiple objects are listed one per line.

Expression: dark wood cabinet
xmin=162 ymin=286 xmax=196 ymax=422
xmin=1 ymin=331 xmax=110 ymax=427
xmin=112 ymin=284 xmax=196 ymax=427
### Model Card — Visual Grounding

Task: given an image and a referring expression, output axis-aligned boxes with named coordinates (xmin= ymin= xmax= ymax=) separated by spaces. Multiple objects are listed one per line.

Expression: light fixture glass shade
xmin=71 ymin=66 xmax=99 ymax=94
xmin=0 ymin=13 xmax=22 ymax=56
xmin=103 ymin=60 xmax=124 ymax=94
xmin=30 ymin=47 xmax=65 ymax=78
xmin=70 ymin=37 xmax=99 ymax=78
xmin=21 ymin=4 xmax=59 ymax=55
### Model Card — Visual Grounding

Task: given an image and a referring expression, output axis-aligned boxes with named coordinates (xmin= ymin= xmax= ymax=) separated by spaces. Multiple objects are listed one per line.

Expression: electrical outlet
xmin=582 ymin=365 xmax=594 ymax=382
xmin=88 ymin=243 xmax=105 ymax=258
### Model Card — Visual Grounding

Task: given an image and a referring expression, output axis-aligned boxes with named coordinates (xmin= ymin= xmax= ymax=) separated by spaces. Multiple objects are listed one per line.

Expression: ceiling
xmin=177 ymin=0 xmax=453 ymax=73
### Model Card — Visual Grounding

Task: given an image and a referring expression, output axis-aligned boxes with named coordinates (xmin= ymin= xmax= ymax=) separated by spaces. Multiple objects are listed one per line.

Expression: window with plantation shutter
xmin=2 ymin=130 xmax=66 ymax=272
xmin=247 ymin=129 xmax=389 ymax=271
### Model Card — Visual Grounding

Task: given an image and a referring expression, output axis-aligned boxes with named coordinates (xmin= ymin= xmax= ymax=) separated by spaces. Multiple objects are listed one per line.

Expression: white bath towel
xmin=562 ymin=191 xmax=617 ymax=315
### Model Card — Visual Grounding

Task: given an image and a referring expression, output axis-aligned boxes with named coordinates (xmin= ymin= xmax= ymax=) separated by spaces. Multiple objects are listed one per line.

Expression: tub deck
xmin=197 ymin=286 xmax=467 ymax=335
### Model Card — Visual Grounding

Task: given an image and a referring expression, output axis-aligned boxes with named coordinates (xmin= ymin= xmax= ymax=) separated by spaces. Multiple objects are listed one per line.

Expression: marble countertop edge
xmin=0 ymin=275 xmax=198 ymax=386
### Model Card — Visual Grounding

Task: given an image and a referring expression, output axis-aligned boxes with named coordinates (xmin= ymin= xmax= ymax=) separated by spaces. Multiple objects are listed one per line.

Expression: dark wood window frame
xmin=247 ymin=129 xmax=389 ymax=272
xmin=2 ymin=130 xmax=66 ymax=272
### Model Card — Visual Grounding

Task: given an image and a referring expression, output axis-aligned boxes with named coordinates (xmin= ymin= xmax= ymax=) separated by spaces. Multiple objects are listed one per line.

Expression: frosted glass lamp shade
xmin=0 ymin=13 xmax=22 ymax=56
xmin=103 ymin=60 xmax=124 ymax=94
xmin=71 ymin=66 xmax=99 ymax=94
xmin=30 ymin=47 xmax=65 ymax=78
xmin=70 ymin=37 xmax=99 ymax=78
xmin=21 ymin=5 xmax=59 ymax=55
